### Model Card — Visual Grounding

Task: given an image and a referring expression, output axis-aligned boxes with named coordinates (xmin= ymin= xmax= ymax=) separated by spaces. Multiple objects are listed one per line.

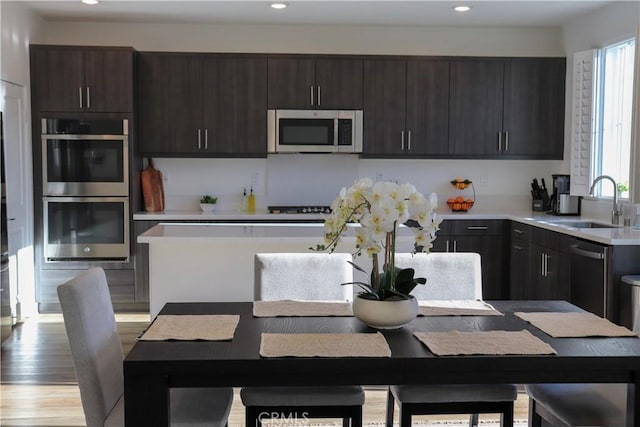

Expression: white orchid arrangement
xmin=312 ymin=178 xmax=441 ymax=300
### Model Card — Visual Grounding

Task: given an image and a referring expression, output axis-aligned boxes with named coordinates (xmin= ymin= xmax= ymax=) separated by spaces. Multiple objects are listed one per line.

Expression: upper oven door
xmin=42 ymin=118 xmax=129 ymax=196
xmin=43 ymin=196 xmax=130 ymax=262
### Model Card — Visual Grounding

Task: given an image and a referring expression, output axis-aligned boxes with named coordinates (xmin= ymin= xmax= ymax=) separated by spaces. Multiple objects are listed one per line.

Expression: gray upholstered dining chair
xmin=525 ymin=384 xmax=627 ymax=426
xmin=386 ymin=252 xmax=517 ymax=427
xmin=241 ymin=252 xmax=365 ymax=427
xmin=57 ymin=267 xmax=234 ymax=427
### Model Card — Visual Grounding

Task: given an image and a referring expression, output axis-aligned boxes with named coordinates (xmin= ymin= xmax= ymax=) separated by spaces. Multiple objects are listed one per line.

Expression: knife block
xmin=532 ymin=198 xmax=550 ymax=212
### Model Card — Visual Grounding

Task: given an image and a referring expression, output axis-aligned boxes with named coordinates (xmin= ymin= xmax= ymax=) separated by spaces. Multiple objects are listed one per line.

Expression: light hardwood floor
xmin=0 ymin=313 xmax=530 ymax=426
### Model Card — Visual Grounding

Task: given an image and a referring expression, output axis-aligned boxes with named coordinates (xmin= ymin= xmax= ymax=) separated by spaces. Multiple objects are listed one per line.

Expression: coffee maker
xmin=550 ymin=174 xmax=581 ymax=215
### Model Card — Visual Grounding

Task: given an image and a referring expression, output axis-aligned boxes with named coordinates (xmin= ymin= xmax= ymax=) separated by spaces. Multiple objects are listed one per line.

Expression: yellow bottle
xmin=247 ymin=189 xmax=255 ymax=213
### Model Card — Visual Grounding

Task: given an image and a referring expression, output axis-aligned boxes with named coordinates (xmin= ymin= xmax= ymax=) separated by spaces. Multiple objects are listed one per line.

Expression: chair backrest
xmin=57 ymin=267 xmax=124 ymax=427
xmin=254 ymin=253 xmax=353 ymax=301
xmin=394 ymin=252 xmax=483 ymax=300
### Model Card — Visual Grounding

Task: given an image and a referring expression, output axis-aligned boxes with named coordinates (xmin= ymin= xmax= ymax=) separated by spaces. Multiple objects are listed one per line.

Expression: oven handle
xmin=41 ymin=134 xmax=126 ymax=140
xmin=570 ymin=244 xmax=605 ymax=260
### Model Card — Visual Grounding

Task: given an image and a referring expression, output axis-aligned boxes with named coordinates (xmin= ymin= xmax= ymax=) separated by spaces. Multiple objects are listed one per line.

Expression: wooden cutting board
xmin=141 ymin=159 xmax=164 ymax=212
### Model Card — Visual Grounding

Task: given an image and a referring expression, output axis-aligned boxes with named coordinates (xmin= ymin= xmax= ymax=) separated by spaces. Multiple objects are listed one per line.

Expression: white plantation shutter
xmin=570 ymin=49 xmax=598 ymax=196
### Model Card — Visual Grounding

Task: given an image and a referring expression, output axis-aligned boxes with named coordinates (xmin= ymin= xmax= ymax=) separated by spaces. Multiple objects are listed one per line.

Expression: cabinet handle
xmin=79 ymin=87 xmax=83 ymax=109
xmin=497 ymin=131 xmax=502 ymax=151
xmin=445 ymin=240 xmax=449 ymax=252
xmin=401 ymin=131 xmax=405 ymax=151
xmin=310 ymin=86 xmax=314 ymax=106
xmin=513 ymin=245 xmax=524 ymax=250
xmin=317 ymin=86 xmax=321 ymax=106
xmin=197 ymin=129 xmax=202 ymax=149
xmin=504 ymin=131 xmax=509 ymax=152
xmin=204 ymin=129 xmax=208 ymax=149
xmin=545 ymin=253 xmax=549 ymax=276
xmin=541 ymin=253 xmax=545 ymax=276
xmin=86 ymin=87 xmax=91 ymax=109
xmin=467 ymin=226 xmax=488 ymax=230
xmin=514 ymin=228 xmax=524 ymax=234
xmin=453 ymin=240 xmax=457 ymax=252
xmin=407 ymin=130 xmax=412 ymax=151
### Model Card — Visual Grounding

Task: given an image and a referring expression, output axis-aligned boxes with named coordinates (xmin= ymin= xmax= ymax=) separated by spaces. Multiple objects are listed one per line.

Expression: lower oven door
xmin=43 ymin=196 xmax=129 ymax=262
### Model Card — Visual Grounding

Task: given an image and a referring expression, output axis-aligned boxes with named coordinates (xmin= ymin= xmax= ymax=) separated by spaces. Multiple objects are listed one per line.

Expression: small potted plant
xmin=199 ymin=195 xmax=218 ymax=212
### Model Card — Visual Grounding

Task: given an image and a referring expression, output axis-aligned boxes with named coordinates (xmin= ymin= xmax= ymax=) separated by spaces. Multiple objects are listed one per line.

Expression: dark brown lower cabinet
xmin=509 ymin=221 xmax=571 ymax=301
xmin=433 ymin=219 xmax=507 ymax=299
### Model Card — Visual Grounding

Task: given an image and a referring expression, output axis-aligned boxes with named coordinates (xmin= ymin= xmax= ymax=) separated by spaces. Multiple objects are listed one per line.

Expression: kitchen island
xmin=138 ymin=223 xmax=420 ymax=318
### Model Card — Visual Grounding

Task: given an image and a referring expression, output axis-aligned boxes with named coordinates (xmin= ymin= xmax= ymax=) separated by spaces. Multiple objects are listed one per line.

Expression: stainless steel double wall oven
xmin=41 ymin=118 xmax=130 ymax=262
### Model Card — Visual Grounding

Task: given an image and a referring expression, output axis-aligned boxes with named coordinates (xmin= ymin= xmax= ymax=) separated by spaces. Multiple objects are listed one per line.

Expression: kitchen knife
xmin=540 ymin=178 xmax=547 ymax=191
xmin=532 ymin=178 xmax=541 ymax=193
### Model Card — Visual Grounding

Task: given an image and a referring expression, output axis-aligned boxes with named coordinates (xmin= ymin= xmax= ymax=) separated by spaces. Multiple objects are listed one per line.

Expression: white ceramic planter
xmin=352 ymin=296 xmax=418 ymax=329
xmin=200 ymin=203 xmax=216 ymax=212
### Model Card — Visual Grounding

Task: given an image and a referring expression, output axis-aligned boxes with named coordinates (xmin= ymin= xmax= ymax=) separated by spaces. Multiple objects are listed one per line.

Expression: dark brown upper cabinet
xmin=137 ymin=53 xmax=267 ymax=157
xmin=30 ymin=45 xmax=134 ymax=113
xmin=449 ymin=57 xmax=565 ymax=159
xmin=363 ymin=58 xmax=449 ymax=157
xmin=268 ymin=57 xmax=363 ymax=109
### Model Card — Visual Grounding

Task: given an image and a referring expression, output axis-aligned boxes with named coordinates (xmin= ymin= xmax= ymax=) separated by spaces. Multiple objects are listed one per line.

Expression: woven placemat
xmin=419 ymin=300 xmax=502 ymax=316
xmin=414 ymin=329 xmax=557 ymax=356
xmin=260 ymin=332 xmax=392 ymax=357
xmin=253 ymin=300 xmax=353 ymax=317
xmin=515 ymin=311 xmax=638 ymax=338
xmin=140 ymin=314 xmax=240 ymax=341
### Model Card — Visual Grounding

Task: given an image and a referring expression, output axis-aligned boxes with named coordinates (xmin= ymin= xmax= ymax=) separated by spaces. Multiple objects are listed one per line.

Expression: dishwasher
xmin=569 ymin=240 xmax=611 ymax=318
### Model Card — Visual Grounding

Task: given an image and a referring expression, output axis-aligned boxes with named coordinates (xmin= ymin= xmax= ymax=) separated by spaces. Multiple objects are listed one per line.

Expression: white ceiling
xmin=21 ymin=0 xmax=614 ymax=27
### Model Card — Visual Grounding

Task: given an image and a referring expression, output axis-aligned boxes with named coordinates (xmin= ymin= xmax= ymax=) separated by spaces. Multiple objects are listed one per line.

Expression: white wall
xmin=562 ymin=1 xmax=640 ymax=218
xmin=1 ymin=1 xmax=44 ymax=318
xmin=1 ymin=1 xmax=43 ymax=85
xmin=37 ymin=19 xmax=571 ymax=211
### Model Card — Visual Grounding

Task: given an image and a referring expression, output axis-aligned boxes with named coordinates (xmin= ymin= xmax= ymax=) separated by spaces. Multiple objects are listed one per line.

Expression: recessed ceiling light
xmin=82 ymin=0 xmax=99 ymax=4
xmin=453 ymin=5 xmax=471 ymax=12
xmin=270 ymin=2 xmax=288 ymax=9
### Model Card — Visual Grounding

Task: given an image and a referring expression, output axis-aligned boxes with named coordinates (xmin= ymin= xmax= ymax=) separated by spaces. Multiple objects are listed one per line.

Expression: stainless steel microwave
xmin=267 ymin=109 xmax=363 ymax=153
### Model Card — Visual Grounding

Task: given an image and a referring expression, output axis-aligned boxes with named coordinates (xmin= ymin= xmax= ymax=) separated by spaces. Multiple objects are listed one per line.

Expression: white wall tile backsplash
xmin=152 ymin=156 xmax=564 ymax=212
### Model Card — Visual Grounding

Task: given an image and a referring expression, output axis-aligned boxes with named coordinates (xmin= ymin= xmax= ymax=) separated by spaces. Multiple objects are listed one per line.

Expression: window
xmin=593 ymin=38 xmax=635 ymax=198
xmin=570 ymin=38 xmax=636 ymax=199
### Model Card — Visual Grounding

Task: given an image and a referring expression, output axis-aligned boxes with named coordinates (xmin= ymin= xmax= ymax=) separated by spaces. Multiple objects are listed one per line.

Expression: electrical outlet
xmin=375 ymin=173 xmax=384 ymax=182
xmin=162 ymin=172 xmax=170 ymax=184
xmin=479 ymin=175 xmax=488 ymax=186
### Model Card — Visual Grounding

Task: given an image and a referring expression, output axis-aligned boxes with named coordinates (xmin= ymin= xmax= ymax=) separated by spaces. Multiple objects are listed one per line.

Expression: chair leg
xmin=469 ymin=413 xmax=479 ymax=427
xmin=528 ymin=398 xmax=544 ymax=427
xmin=245 ymin=406 xmax=261 ymax=427
xmin=398 ymin=402 xmax=412 ymax=427
xmin=351 ymin=405 xmax=363 ymax=427
xmin=385 ymin=388 xmax=395 ymax=427
xmin=501 ymin=403 xmax=514 ymax=427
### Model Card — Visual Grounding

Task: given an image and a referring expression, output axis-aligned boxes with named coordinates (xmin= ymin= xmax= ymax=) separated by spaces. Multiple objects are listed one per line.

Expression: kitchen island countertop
xmin=136 ymin=210 xmax=640 ymax=246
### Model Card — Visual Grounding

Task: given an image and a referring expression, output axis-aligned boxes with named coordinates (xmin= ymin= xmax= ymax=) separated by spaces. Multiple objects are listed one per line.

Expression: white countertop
xmin=136 ymin=210 xmax=640 ymax=246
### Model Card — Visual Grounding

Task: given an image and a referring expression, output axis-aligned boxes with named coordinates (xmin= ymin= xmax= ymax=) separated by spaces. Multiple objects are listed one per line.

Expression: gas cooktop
xmin=268 ymin=205 xmax=332 ymax=214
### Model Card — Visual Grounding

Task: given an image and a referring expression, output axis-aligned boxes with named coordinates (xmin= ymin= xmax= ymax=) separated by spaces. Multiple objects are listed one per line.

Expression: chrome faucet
xmin=589 ymin=175 xmax=621 ymax=225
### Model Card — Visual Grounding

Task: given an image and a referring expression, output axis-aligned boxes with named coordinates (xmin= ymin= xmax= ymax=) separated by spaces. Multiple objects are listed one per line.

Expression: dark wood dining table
xmin=124 ymin=300 xmax=640 ymax=426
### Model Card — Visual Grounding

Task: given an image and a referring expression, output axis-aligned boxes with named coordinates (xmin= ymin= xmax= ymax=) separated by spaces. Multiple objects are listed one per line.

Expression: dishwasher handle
xmin=570 ymin=244 xmax=605 ymax=260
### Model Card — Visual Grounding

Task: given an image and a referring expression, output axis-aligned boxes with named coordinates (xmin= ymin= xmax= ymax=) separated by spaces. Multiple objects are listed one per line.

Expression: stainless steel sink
xmin=545 ymin=220 xmax=619 ymax=229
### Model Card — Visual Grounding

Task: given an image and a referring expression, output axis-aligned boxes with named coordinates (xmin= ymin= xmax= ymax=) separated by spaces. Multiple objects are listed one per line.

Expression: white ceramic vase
xmin=352 ymin=296 xmax=418 ymax=329
xmin=199 ymin=203 xmax=216 ymax=212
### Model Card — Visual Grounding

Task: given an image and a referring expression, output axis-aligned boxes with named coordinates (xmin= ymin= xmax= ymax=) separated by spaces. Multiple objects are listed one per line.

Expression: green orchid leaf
xmin=347 ymin=261 xmax=368 ymax=275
